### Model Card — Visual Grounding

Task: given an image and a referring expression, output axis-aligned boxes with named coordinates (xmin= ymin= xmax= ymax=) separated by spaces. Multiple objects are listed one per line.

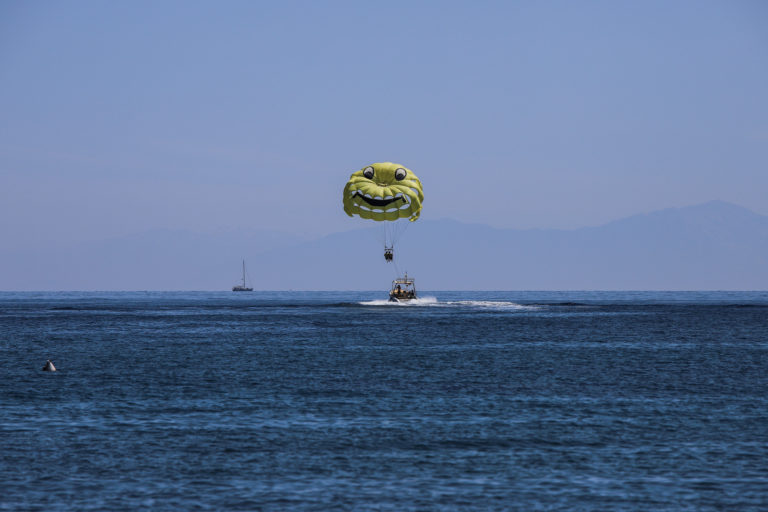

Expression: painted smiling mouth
xmin=352 ymin=191 xmax=407 ymax=208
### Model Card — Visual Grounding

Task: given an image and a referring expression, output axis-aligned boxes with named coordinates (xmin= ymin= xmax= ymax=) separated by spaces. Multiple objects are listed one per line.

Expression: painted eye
xmin=363 ymin=166 xmax=374 ymax=179
xmin=395 ymin=168 xmax=407 ymax=181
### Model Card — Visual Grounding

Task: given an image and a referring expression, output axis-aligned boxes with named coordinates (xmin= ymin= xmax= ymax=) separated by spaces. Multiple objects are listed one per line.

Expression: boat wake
xmin=359 ymin=296 xmax=439 ymax=307
xmin=358 ymin=297 xmax=538 ymax=310
xmin=443 ymin=300 xmax=539 ymax=310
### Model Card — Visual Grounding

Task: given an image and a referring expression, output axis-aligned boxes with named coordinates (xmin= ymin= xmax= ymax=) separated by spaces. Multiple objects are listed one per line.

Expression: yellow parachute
xmin=343 ymin=162 xmax=424 ymax=221
xmin=343 ymin=162 xmax=424 ymax=262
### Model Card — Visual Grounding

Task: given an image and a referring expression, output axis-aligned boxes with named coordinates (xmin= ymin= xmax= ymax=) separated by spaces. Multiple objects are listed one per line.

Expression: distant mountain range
xmin=2 ymin=201 xmax=767 ymax=290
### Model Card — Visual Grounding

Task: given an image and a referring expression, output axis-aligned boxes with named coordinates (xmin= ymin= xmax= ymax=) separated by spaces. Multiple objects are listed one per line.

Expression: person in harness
xmin=384 ymin=247 xmax=393 ymax=262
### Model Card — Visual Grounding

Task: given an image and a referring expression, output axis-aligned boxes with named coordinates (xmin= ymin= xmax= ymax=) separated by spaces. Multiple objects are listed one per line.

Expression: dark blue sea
xmin=1 ymin=291 xmax=767 ymax=511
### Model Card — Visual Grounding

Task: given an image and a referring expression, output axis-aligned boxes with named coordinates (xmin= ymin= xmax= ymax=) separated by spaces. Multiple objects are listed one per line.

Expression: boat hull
xmin=389 ymin=294 xmax=417 ymax=302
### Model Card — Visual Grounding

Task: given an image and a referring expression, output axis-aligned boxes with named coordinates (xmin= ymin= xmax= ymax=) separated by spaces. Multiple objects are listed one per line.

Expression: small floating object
xmin=42 ymin=359 xmax=56 ymax=372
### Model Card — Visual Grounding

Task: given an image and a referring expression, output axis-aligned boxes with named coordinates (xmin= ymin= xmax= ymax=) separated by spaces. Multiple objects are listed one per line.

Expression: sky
xmin=1 ymin=0 xmax=767 ymax=250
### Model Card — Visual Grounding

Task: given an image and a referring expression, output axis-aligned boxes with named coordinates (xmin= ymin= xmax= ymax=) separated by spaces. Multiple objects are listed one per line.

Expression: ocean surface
xmin=1 ymin=291 xmax=767 ymax=511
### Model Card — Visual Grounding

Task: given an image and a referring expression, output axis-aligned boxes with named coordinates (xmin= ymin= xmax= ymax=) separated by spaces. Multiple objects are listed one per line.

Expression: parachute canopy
xmin=343 ymin=162 xmax=424 ymax=222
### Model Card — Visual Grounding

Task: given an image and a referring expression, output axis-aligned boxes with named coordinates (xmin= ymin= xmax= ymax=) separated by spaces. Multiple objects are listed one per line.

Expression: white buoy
xmin=42 ymin=359 xmax=56 ymax=372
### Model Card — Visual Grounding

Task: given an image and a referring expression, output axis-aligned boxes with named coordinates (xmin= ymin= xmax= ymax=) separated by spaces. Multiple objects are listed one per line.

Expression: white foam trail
xmin=443 ymin=300 xmax=538 ymax=310
xmin=358 ymin=297 xmax=537 ymax=310
xmin=358 ymin=296 xmax=438 ymax=307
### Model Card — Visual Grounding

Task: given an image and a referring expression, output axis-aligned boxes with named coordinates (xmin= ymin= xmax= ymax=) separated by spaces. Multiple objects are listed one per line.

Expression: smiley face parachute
xmin=343 ymin=162 xmax=424 ymax=263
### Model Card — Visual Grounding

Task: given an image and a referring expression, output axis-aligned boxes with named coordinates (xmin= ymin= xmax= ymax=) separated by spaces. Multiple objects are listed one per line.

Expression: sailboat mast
xmin=242 ymin=260 xmax=246 ymax=287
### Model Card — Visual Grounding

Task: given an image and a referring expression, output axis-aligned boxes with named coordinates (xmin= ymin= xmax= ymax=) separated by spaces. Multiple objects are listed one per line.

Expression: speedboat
xmin=389 ymin=273 xmax=417 ymax=302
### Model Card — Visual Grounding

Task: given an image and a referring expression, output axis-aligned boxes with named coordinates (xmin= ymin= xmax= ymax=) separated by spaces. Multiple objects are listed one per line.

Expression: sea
xmin=1 ymin=291 xmax=767 ymax=511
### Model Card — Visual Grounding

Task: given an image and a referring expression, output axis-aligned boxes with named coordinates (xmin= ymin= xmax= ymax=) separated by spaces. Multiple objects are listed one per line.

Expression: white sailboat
xmin=232 ymin=260 xmax=253 ymax=292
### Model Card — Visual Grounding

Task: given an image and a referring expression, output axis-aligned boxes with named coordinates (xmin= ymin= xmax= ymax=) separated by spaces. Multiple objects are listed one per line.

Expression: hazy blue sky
xmin=2 ymin=0 xmax=767 ymax=249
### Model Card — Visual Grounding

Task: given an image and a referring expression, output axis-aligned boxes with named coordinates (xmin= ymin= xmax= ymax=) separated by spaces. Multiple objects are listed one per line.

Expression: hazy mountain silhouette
xmin=2 ymin=201 xmax=766 ymax=290
xmin=248 ymin=200 xmax=768 ymax=290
